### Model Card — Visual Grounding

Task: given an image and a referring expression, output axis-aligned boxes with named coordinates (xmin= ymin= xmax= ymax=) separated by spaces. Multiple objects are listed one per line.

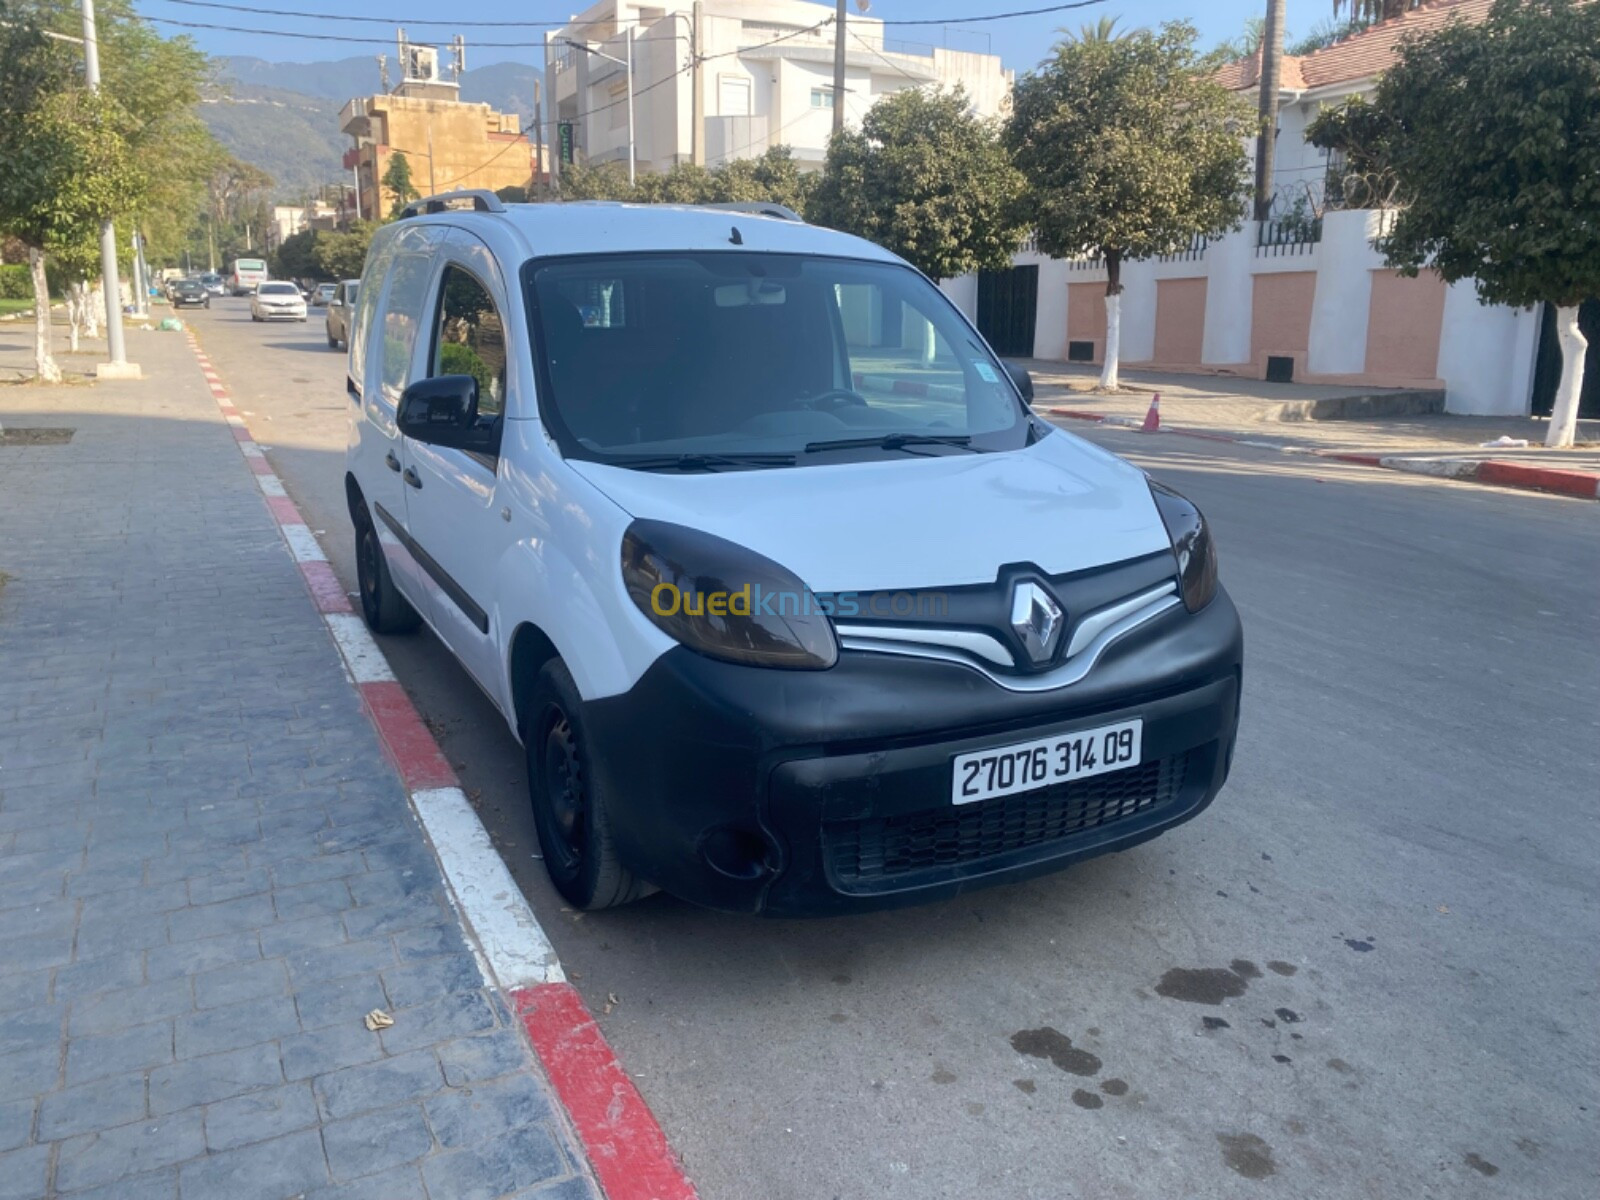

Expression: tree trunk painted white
xmin=1099 ymin=293 xmax=1122 ymax=391
xmin=67 ymin=283 xmax=82 ymax=353
xmin=1544 ymin=304 xmax=1587 ymax=449
xmin=84 ymin=282 xmax=101 ymax=339
xmin=29 ymin=249 xmax=61 ymax=384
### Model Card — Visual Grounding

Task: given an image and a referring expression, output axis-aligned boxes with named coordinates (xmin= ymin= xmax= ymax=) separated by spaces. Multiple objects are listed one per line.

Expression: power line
xmin=878 ymin=1 xmax=1106 ymax=24
xmin=152 ymin=0 xmax=571 ymax=26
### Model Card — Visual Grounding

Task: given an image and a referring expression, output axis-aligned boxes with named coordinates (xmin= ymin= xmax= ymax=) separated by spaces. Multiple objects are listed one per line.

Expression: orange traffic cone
xmin=1140 ymin=393 xmax=1161 ymax=433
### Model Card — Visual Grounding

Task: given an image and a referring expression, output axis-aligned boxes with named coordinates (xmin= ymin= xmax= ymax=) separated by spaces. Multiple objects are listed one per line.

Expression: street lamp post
xmin=562 ymin=33 xmax=634 ymax=184
xmin=79 ymin=0 xmax=137 ymax=377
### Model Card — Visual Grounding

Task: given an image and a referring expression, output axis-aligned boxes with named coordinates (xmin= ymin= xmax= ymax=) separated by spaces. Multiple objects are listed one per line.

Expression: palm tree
xmin=1332 ymin=0 xmax=1422 ymax=21
xmin=1254 ymin=0 xmax=1286 ymax=221
xmin=1062 ymin=15 xmax=1125 ymax=43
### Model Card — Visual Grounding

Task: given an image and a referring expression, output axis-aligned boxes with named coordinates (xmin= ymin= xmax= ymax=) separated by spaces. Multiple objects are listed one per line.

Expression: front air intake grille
xmin=825 ymin=754 xmax=1188 ymax=885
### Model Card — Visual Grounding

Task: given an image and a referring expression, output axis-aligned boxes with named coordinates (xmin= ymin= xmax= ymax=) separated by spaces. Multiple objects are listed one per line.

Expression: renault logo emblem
xmin=1010 ymin=581 xmax=1064 ymax=665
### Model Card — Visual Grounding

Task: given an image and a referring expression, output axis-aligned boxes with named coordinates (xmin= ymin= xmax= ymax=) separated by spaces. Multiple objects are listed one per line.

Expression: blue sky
xmin=133 ymin=0 xmax=1278 ymax=72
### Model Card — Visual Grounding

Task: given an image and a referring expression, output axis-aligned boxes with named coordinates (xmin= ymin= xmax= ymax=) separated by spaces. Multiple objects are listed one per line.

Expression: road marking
xmin=256 ymin=474 xmax=286 ymax=497
xmin=412 ymin=787 xmax=565 ymax=987
xmin=324 ymin=612 xmax=396 ymax=683
xmin=281 ymin=523 xmax=327 ymax=563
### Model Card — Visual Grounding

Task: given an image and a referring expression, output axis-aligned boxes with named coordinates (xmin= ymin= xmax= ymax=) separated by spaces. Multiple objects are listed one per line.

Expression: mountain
xmin=203 ymin=57 xmax=544 ymax=198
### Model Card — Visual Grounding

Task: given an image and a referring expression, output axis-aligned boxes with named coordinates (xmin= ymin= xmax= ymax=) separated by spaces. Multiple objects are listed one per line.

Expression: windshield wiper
xmin=802 ymin=433 xmax=976 ymax=454
xmin=600 ymin=451 xmax=797 ymax=473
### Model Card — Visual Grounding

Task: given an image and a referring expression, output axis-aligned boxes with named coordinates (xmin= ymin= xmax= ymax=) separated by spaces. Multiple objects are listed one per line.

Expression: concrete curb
xmin=183 ymin=332 xmax=698 ymax=1200
xmin=1045 ymin=407 xmax=1600 ymax=500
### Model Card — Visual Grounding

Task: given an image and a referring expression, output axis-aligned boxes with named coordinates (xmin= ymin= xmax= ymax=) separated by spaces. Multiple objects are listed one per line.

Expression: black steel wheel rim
xmin=541 ymin=709 xmax=588 ymax=876
xmin=357 ymin=525 xmax=380 ymax=623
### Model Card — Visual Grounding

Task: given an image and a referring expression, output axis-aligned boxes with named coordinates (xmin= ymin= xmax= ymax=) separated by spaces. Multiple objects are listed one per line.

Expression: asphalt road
xmin=188 ymin=300 xmax=1599 ymax=1200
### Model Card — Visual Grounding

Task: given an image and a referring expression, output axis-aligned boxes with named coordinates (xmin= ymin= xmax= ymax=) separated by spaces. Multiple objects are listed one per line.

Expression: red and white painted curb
xmin=184 ymin=333 xmax=697 ymax=1200
xmin=1046 ymin=407 xmax=1600 ymax=500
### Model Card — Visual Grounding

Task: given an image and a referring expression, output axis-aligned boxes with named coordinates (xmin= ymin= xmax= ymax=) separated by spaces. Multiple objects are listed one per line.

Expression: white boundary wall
xmin=943 ymin=211 xmax=1541 ymax=417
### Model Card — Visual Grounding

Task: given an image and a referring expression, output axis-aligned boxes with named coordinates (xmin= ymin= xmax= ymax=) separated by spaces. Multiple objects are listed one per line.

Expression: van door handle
xmin=402 ymin=467 xmax=423 ymax=490
xmin=385 ymin=450 xmax=401 ymax=472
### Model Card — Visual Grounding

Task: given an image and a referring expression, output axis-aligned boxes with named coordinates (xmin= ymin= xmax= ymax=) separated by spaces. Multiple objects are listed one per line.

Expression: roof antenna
xmin=729 ymin=226 xmax=743 ymax=245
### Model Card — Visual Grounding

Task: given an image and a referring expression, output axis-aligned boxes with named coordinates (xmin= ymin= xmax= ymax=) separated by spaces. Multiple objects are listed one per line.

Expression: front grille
xmin=825 ymin=754 xmax=1188 ymax=885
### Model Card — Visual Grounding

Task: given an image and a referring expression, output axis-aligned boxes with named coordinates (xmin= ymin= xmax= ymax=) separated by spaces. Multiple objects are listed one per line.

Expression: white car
xmin=251 ymin=281 xmax=307 ymax=322
xmin=344 ymin=191 xmax=1242 ymax=914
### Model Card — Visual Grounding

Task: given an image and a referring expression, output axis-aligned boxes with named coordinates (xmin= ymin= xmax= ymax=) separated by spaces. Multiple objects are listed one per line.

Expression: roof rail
xmin=698 ymin=201 xmax=805 ymax=223
xmin=399 ymin=189 xmax=508 ymax=219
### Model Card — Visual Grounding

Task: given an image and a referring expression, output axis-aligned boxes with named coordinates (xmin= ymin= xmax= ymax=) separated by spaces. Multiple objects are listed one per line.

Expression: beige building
xmin=340 ymin=44 xmax=535 ymax=220
xmin=545 ymin=0 xmax=1012 ymax=175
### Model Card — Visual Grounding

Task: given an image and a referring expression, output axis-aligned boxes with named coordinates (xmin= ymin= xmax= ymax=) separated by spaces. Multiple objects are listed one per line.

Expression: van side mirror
xmin=1003 ymin=362 xmax=1034 ymax=404
xmin=398 ymin=375 xmax=496 ymax=453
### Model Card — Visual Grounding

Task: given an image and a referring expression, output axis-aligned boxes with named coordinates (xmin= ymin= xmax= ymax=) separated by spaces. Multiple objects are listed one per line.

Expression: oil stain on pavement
xmin=1154 ymin=964 xmax=1254 ymax=1004
xmin=1217 ymin=1132 xmax=1277 ymax=1179
xmin=1009 ymin=1028 xmax=1103 ymax=1076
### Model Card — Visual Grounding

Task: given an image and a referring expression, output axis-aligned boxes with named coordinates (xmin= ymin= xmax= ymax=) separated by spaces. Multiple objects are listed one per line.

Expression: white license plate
xmin=951 ymin=719 xmax=1143 ymax=805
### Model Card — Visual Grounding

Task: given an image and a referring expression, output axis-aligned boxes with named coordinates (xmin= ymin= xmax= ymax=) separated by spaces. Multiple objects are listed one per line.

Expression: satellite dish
xmin=856 ymin=0 xmax=870 ymax=11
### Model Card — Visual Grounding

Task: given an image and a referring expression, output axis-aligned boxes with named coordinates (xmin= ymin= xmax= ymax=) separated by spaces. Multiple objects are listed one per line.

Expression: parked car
xmin=250 ymin=280 xmax=307 ymax=322
xmin=311 ymin=282 xmax=338 ymax=307
xmin=169 ymin=278 xmax=210 ymax=309
xmin=325 ymin=279 xmax=358 ymax=349
xmin=199 ymin=273 xmax=225 ymax=296
xmin=344 ymin=194 xmax=1242 ymax=916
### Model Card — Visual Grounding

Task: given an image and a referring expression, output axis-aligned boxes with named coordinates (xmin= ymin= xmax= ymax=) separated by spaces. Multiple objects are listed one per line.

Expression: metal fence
xmin=1157 ymin=233 xmax=1209 ymax=264
xmin=1256 ymin=216 xmax=1323 ymax=256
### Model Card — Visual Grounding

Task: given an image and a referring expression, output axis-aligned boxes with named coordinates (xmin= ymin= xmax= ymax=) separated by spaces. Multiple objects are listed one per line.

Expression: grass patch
xmin=0 ymin=298 xmax=35 ymax=316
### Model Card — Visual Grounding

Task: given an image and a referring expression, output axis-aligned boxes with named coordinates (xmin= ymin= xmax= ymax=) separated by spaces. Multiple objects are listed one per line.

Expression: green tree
xmin=1320 ymin=0 xmax=1597 ymax=447
xmin=1332 ymin=0 xmax=1420 ymax=23
xmin=314 ymin=221 xmax=375 ymax=281
xmin=382 ymin=152 xmax=418 ymax=213
xmin=554 ymin=146 xmax=815 ymax=213
xmin=273 ymin=228 xmax=323 ymax=282
xmin=1006 ymin=22 xmax=1250 ymax=389
xmin=809 ymin=87 xmax=1027 ymax=283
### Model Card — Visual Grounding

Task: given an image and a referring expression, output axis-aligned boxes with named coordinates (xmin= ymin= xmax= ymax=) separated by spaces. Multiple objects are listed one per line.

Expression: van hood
xmin=568 ymin=433 xmax=1171 ymax=593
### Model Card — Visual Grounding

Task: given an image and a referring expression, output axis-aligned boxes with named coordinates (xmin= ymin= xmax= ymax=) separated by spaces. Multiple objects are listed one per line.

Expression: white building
xmin=544 ymin=0 xmax=1012 ymax=174
xmin=944 ymin=0 xmax=1593 ymax=420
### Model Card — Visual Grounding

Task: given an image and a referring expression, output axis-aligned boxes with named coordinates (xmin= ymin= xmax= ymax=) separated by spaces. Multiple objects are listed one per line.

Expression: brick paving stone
xmin=0 ymin=330 xmax=593 ymax=1199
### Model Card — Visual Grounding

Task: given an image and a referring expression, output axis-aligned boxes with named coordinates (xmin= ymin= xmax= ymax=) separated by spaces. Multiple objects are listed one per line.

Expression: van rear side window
xmin=379 ymin=256 xmax=436 ymax=408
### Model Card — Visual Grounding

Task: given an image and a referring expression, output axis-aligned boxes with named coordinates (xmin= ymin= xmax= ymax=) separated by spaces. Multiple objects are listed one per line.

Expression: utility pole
xmin=691 ymin=2 xmax=705 ymax=166
xmin=1253 ymin=0 xmax=1285 ymax=222
xmin=80 ymin=0 xmax=136 ymax=376
xmin=832 ymin=0 xmax=846 ymax=138
xmin=533 ymin=78 xmax=544 ymax=192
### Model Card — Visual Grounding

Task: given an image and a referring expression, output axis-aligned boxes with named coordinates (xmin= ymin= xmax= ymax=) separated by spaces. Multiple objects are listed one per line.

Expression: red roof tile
xmin=1218 ymin=0 xmax=1495 ymax=94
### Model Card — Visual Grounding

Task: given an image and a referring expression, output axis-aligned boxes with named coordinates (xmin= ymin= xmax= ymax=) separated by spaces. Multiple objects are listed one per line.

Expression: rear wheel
xmin=354 ymin=508 xmax=420 ymax=635
xmin=525 ymin=659 xmax=650 ymax=910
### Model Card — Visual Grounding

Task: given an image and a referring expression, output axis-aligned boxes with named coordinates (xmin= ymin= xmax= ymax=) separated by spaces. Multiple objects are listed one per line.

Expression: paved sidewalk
xmin=0 ymin=328 xmax=599 ymax=1199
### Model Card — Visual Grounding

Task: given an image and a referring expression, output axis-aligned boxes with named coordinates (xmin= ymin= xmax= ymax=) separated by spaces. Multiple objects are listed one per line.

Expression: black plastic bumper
xmin=584 ymin=587 xmax=1243 ymax=916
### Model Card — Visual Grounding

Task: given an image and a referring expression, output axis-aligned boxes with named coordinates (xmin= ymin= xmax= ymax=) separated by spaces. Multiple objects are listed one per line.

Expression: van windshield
xmin=525 ymin=253 xmax=1029 ymax=470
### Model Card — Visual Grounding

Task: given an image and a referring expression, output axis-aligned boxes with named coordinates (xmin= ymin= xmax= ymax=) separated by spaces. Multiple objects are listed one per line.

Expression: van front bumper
xmin=584 ymin=586 xmax=1243 ymax=917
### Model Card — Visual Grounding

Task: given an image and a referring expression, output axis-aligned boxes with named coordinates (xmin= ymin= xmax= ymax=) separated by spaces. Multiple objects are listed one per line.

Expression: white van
xmin=343 ymin=191 xmax=1242 ymax=915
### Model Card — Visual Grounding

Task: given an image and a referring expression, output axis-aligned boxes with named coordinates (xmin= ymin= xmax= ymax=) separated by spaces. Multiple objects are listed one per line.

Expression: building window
xmin=810 ymin=87 xmax=835 ymax=109
xmin=719 ymin=75 xmax=751 ymax=117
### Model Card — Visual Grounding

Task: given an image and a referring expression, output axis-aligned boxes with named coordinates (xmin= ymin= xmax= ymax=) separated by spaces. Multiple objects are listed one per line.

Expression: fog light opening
xmin=700 ymin=826 xmax=775 ymax=881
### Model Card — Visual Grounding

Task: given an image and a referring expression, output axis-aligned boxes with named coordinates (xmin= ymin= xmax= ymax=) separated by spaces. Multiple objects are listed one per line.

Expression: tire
xmin=354 ymin=508 xmax=421 ymax=635
xmin=525 ymin=659 xmax=651 ymax=910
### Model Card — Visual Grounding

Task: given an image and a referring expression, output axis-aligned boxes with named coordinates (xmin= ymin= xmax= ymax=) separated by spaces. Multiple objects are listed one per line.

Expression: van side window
xmin=432 ymin=266 xmax=508 ymax=423
xmin=379 ymin=255 xmax=436 ymax=409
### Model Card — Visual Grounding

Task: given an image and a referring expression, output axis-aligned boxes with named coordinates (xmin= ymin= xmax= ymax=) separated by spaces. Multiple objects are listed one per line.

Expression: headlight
xmin=621 ymin=520 xmax=838 ymax=670
xmin=1149 ymin=481 xmax=1218 ymax=612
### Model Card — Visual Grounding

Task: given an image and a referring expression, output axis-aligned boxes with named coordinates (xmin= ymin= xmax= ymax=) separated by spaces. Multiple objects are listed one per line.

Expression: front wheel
xmin=354 ymin=509 xmax=420 ymax=635
xmin=525 ymin=659 xmax=651 ymax=911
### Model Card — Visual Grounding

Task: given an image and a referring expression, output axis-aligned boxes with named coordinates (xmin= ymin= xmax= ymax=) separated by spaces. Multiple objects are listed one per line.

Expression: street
xmin=187 ymin=297 xmax=1598 ymax=1200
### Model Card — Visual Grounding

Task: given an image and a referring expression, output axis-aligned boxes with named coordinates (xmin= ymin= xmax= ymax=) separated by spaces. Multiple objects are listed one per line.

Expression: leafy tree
xmin=0 ymin=13 xmax=138 ymax=381
xmin=555 ymin=146 xmax=815 ymax=214
xmin=382 ymin=152 xmax=418 ymax=214
xmin=809 ymin=87 xmax=1027 ymax=283
xmin=314 ymin=221 xmax=375 ymax=281
xmin=1006 ymin=22 xmax=1250 ymax=389
xmin=1288 ymin=16 xmax=1372 ymax=56
xmin=1325 ymin=0 xmax=1598 ymax=447
xmin=1066 ymin=15 xmax=1129 ymax=44
xmin=273 ymin=228 xmax=323 ymax=282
